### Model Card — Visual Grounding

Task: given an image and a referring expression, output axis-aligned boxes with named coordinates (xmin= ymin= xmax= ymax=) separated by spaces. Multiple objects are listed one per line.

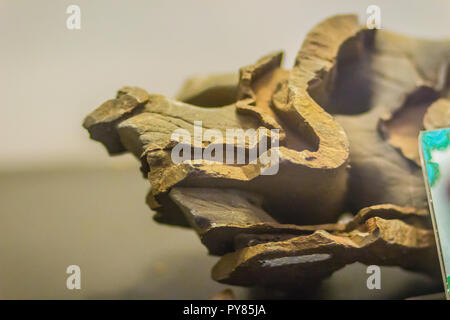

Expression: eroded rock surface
xmin=83 ymin=14 xmax=449 ymax=288
xmin=212 ymin=204 xmax=437 ymax=287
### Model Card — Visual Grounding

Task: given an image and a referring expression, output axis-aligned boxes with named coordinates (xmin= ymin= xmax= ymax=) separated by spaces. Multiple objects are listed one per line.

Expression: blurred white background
xmin=0 ymin=0 xmax=448 ymax=299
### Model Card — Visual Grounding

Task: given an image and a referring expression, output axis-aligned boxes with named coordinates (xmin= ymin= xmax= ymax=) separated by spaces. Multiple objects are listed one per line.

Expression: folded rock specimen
xmin=83 ymin=14 xmax=449 ymax=288
xmin=212 ymin=204 xmax=436 ymax=286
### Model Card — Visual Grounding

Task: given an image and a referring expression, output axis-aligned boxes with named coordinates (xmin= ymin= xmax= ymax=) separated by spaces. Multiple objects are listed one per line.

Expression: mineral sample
xmin=83 ymin=14 xmax=449 ymax=288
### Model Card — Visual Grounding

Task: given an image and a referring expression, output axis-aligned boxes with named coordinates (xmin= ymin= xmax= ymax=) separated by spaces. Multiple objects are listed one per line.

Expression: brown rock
xmin=212 ymin=204 xmax=438 ymax=287
xmin=83 ymin=14 xmax=449 ymax=289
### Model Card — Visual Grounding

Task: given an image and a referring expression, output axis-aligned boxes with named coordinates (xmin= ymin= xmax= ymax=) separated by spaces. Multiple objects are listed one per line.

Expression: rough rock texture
xmin=84 ymin=48 xmax=351 ymax=227
xmin=310 ymin=25 xmax=450 ymax=210
xmin=212 ymin=204 xmax=437 ymax=287
xmin=169 ymin=187 xmax=344 ymax=256
xmin=83 ymin=14 xmax=449 ymax=288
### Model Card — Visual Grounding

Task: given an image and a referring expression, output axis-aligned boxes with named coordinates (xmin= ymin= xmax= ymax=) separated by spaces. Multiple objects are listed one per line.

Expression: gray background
xmin=0 ymin=0 xmax=448 ymax=299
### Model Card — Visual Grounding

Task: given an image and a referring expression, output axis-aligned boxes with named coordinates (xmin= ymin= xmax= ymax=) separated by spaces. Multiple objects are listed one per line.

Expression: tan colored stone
xmin=83 ymin=14 xmax=450 ymax=289
xmin=212 ymin=204 xmax=438 ymax=287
